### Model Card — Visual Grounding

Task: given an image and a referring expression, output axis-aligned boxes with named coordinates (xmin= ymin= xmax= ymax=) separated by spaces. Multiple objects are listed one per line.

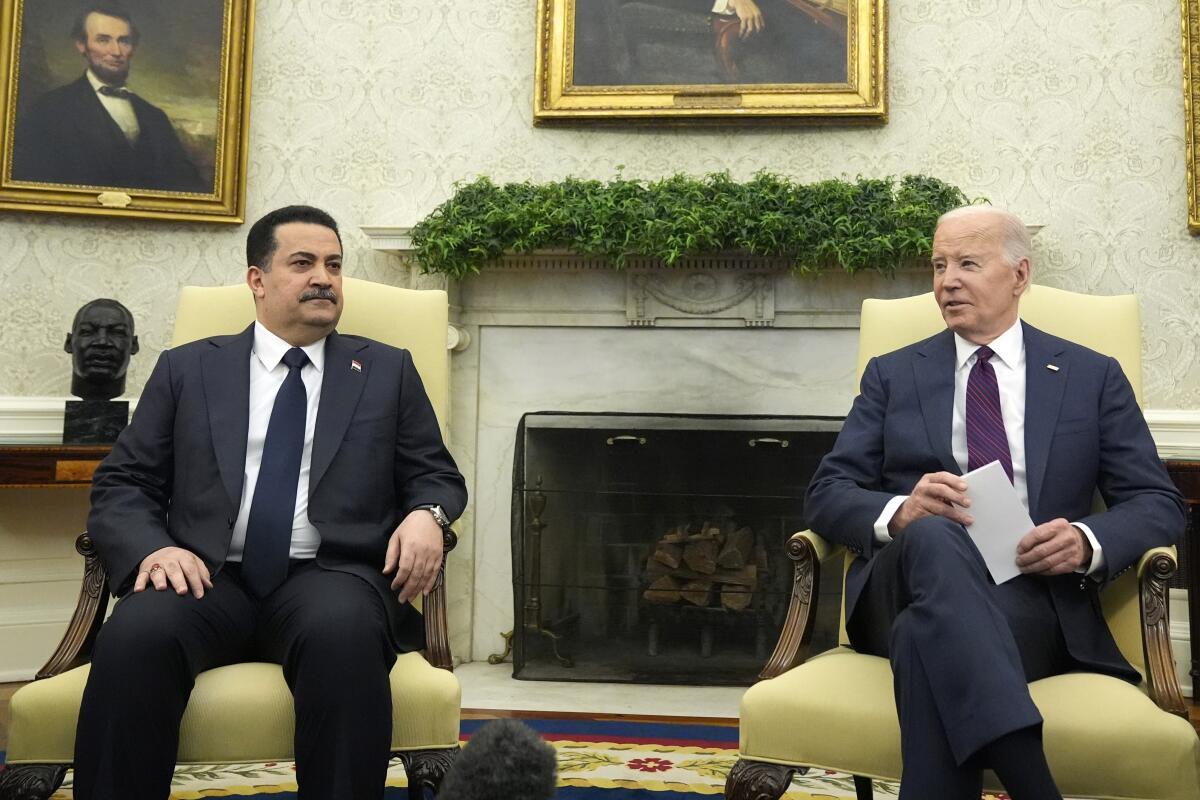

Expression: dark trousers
xmin=847 ymin=516 xmax=1075 ymax=799
xmin=73 ymin=561 xmax=398 ymax=800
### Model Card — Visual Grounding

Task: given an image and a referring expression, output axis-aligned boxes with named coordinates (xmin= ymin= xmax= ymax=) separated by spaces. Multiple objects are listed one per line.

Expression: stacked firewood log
xmin=642 ymin=522 xmax=767 ymax=611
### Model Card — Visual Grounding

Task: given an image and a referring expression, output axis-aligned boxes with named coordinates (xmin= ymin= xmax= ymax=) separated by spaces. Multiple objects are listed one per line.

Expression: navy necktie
xmin=242 ymin=347 xmax=309 ymax=597
xmin=966 ymin=345 xmax=1014 ymax=483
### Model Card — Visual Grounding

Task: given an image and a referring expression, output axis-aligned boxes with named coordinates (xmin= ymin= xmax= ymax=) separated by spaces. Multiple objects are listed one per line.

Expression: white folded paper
xmin=959 ymin=460 xmax=1034 ymax=584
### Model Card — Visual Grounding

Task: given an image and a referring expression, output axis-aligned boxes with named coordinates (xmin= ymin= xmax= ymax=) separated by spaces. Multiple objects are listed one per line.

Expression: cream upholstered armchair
xmin=0 ymin=278 xmax=461 ymax=800
xmin=726 ymin=285 xmax=1200 ymax=800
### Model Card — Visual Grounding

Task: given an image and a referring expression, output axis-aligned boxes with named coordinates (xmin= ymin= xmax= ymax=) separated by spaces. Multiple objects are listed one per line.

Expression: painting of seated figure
xmin=573 ymin=0 xmax=849 ymax=87
xmin=536 ymin=0 xmax=881 ymax=121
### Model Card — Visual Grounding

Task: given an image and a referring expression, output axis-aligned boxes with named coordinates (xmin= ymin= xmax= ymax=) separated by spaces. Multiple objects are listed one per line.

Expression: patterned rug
xmin=0 ymin=715 xmax=1031 ymax=798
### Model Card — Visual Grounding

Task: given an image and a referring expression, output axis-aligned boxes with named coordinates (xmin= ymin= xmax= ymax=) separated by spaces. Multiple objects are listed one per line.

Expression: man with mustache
xmin=73 ymin=205 xmax=467 ymax=799
xmin=12 ymin=5 xmax=207 ymax=192
xmin=805 ymin=206 xmax=1184 ymax=798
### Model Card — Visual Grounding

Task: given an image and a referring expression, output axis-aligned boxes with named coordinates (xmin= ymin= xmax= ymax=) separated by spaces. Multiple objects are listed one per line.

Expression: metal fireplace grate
xmin=509 ymin=412 xmax=844 ymax=685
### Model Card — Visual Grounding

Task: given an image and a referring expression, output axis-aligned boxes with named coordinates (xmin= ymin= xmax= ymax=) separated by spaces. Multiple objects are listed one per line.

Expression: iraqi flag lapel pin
xmin=350 ymin=359 xmax=362 ymax=373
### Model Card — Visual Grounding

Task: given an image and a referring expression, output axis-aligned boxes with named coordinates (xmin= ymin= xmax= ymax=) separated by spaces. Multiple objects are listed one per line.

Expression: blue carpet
xmin=4 ymin=717 xmax=999 ymax=799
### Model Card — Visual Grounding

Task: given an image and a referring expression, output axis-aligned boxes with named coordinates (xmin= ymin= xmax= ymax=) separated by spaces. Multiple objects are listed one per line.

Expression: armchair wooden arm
xmin=759 ymin=530 xmax=845 ymax=680
xmin=423 ymin=527 xmax=459 ymax=671
xmin=35 ymin=530 xmax=461 ymax=680
xmin=36 ymin=533 xmax=108 ymax=680
xmin=1138 ymin=546 xmax=1186 ymax=717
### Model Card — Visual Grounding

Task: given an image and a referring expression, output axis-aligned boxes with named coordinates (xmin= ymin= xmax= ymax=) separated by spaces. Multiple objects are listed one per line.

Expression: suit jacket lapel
xmin=71 ymin=75 xmax=135 ymax=157
xmin=914 ymin=330 xmax=960 ymax=474
xmin=201 ymin=324 xmax=253 ymax=510
xmin=310 ymin=331 xmax=369 ymax=493
xmin=1022 ymin=322 xmax=1068 ymax=519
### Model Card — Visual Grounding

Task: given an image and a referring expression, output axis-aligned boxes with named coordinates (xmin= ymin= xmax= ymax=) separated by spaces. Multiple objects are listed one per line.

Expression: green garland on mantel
xmin=410 ymin=172 xmax=972 ymax=279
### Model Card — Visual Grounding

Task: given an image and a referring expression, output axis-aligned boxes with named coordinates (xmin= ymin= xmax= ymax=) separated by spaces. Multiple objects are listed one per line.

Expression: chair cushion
xmin=5 ymin=652 xmax=460 ymax=765
xmin=739 ymin=648 xmax=1200 ymax=800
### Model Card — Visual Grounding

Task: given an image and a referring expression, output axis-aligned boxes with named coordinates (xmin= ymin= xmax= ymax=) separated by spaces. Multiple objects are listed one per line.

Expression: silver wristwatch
xmin=421 ymin=504 xmax=451 ymax=529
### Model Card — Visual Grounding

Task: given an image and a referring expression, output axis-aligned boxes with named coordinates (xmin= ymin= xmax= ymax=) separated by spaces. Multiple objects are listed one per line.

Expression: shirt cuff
xmin=873 ymin=495 xmax=908 ymax=544
xmin=1071 ymin=522 xmax=1105 ymax=576
xmin=711 ymin=0 xmax=732 ymax=13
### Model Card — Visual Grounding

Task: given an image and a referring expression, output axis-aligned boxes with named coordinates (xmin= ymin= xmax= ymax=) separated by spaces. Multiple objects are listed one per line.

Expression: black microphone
xmin=438 ymin=719 xmax=558 ymax=800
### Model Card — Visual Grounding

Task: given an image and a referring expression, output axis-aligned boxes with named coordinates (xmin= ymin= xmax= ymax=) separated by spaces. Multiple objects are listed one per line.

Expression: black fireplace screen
xmin=510 ymin=412 xmax=844 ymax=685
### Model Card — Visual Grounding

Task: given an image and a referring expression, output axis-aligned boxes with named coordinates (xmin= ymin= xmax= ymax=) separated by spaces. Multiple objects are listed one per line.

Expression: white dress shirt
xmin=227 ymin=323 xmax=325 ymax=562
xmin=86 ymin=69 xmax=140 ymax=145
xmin=872 ymin=319 xmax=1104 ymax=575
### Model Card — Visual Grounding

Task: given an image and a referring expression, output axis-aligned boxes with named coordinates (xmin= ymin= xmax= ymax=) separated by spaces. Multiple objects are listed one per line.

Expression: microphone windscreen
xmin=438 ymin=718 xmax=558 ymax=800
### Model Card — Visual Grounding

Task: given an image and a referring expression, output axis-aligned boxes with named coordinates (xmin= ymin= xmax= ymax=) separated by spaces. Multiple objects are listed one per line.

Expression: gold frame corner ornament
xmin=1184 ymin=0 xmax=1200 ymax=232
xmin=534 ymin=0 xmax=887 ymax=123
xmin=0 ymin=0 xmax=255 ymax=224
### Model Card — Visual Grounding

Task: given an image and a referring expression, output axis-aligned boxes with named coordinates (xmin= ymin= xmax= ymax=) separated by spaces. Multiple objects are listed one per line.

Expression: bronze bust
xmin=63 ymin=299 xmax=139 ymax=443
xmin=65 ymin=298 xmax=139 ymax=401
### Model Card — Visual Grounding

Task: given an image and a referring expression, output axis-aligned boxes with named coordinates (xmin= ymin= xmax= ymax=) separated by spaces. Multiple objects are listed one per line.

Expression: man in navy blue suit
xmin=805 ymin=206 xmax=1185 ymax=799
xmin=12 ymin=5 xmax=207 ymax=192
xmin=72 ymin=205 xmax=467 ymax=799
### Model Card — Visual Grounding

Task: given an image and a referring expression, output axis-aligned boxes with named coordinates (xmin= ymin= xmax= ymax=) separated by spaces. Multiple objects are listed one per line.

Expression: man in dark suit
xmin=805 ymin=206 xmax=1185 ymax=799
xmin=12 ymin=5 xmax=207 ymax=192
xmin=73 ymin=205 xmax=467 ymax=799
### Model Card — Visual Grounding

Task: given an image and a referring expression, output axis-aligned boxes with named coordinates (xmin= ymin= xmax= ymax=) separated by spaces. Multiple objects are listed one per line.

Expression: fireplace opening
xmin=510 ymin=412 xmax=843 ymax=685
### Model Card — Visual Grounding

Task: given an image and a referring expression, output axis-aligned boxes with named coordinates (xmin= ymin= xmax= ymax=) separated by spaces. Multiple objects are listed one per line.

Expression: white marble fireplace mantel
xmin=361 ymin=225 xmax=935 ymax=330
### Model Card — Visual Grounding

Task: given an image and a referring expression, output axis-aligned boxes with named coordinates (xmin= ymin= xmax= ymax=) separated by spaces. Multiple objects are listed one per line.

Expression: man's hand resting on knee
xmin=1016 ymin=519 xmax=1093 ymax=575
xmin=888 ymin=471 xmax=974 ymax=536
xmin=383 ymin=509 xmax=445 ymax=603
xmin=135 ymin=546 xmax=213 ymax=598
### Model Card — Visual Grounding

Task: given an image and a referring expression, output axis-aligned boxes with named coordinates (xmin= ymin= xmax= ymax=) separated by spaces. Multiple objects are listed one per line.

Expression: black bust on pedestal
xmin=63 ymin=299 xmax=139 ymax=444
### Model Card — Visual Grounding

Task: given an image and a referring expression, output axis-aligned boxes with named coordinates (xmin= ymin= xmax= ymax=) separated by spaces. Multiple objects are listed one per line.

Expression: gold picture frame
xmin=0 ymin=0 xmax=254 ymax=223
xmin=1185 ymin=0 xmax=1200 ymax=231
xmin=534 ymin=0 xmax=886 ymax=123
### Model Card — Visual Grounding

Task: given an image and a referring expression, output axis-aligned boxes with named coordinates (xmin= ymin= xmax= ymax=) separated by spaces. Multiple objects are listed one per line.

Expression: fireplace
xmin=510 ymin=412 xmax=843 ymax=685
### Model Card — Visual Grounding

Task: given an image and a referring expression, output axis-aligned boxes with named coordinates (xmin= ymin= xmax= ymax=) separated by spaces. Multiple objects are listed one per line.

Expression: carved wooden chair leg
xmin=0 ymin=764 xmax=69 ymax=800
xmin=853 ymin=774 xmax=873 ymax=800
xmin=396 ymin=747 xmax=458 ymax=799
xmin=724 ymin=758 xmax=796 ymax=800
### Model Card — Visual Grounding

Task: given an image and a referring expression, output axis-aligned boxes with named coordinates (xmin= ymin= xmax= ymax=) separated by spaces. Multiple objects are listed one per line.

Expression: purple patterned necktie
xmin=966 ymin=345 xmax=1014 ymax=483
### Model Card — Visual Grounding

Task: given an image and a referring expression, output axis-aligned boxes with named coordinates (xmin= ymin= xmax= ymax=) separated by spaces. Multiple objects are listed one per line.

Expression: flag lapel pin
xmin=350 ymin=359 xmax=362 ymax=373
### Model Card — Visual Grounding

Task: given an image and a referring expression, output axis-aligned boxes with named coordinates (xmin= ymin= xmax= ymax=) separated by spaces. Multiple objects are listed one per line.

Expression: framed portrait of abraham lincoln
xmin=534 ymin=0 xmax=885 ymax=122
xmin=0 ymin=0 xmax=254 ymax=223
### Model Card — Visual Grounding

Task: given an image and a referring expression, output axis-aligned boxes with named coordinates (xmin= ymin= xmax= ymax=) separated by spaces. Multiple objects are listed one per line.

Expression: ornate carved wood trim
xmin=1140 ymin=550 xmax=1187 ymax=717
xmin=758 ymin=534 xmax=820 ymax=680
xmin=36 ymin=533 xmax=108 ymax=680
xmin=422 ymin=528 xmax=459 ymax=672
xmin=0 ymin=763 xmax=69 ymax=800
xmin=395 ymin=747 xmax=458 ymax=800
xmin=724 ymin=759 xmax=798 ymax=800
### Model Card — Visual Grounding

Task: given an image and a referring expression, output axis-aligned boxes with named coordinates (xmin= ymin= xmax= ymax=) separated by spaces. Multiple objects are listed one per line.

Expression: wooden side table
xmin=0 ymin=444 xmax=112 ymax=488
xmin=1165 ymin=459 xmax=1200 ymax=689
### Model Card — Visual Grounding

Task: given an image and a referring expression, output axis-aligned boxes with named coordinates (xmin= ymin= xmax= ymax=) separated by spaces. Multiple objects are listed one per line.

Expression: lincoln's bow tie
xmin=97 ymin=85 xmax=134 ymax=99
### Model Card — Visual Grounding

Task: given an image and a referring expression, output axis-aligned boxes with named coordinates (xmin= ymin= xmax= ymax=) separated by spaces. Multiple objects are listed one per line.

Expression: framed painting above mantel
xmin=0 ymin=0 xmax=255 ymax=223
xmin=534 ymin=0 xmax=886 ymax=122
